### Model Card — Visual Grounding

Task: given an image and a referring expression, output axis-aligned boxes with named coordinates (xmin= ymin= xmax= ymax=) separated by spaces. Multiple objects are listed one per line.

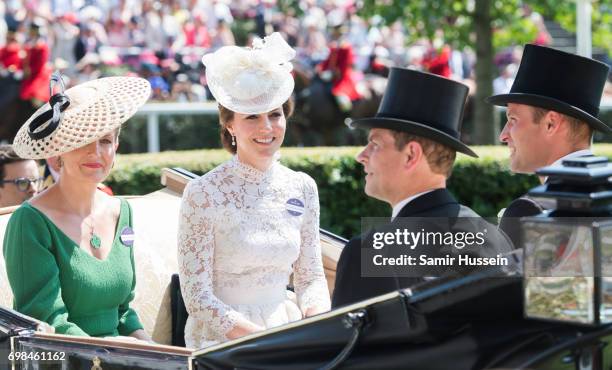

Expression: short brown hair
xmin=531 ymin=107 xmax=592 ymax=145
xmin=0 ymin=145 xmax=27 ymax=185
xmin=390 ymin=132 xmax=457 ymax=177
xmin=218 ymin=99 xmax=294 ymax=154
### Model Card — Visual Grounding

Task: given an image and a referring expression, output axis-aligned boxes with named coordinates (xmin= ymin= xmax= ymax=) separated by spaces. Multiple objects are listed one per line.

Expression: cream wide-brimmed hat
xmin=13 ymin=75 xmax=151 ymax=159
xmin=202 ymin=32 xmax=295 ymax=114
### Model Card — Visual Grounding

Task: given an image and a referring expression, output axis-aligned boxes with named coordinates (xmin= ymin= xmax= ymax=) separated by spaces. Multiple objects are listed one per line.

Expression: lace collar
xmin=229 ymin=153 xmax=280 ymax=182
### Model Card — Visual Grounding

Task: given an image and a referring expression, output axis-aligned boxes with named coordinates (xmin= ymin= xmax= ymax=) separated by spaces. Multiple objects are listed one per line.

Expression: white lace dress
xmin=178 ymin=155 xmax=331 ymax=348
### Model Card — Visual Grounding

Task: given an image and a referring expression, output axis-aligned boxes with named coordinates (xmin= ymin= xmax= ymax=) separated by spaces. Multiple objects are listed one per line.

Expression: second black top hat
xmin=350 ymin=67 xmax=477 ymax=157
xmin=486 ymin=44 xmax=610 ymax=133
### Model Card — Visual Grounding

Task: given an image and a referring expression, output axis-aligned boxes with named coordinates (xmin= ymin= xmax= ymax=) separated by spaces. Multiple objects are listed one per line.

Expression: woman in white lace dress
xmin=177 ymin=33 xmax=331 ymax=348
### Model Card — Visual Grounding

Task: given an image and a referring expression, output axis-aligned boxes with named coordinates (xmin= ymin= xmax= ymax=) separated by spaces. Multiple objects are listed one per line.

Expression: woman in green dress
xmin=3 ymin=74 xmax=152 ymax=340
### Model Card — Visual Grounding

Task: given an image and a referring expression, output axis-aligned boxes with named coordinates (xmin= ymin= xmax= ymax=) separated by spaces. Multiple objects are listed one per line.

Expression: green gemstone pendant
xmin=90 ymin=234 xmax=102 ymax=249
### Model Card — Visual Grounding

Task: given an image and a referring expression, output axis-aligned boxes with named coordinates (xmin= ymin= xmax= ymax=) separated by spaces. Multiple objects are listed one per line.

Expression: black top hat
xmin=350 ymin=68 xmax=477 ymax=157
xmin=486 ymin=44 xmax=610 ymax=133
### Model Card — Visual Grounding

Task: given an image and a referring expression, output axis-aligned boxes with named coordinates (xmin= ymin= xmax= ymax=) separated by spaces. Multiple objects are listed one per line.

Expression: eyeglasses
xmin=0 ymin=177 xmax=44 ymax=192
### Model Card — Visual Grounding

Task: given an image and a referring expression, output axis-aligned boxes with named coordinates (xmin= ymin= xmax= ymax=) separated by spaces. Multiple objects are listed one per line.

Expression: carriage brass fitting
xmin=342 ymin=309 xmax=368 ymax=329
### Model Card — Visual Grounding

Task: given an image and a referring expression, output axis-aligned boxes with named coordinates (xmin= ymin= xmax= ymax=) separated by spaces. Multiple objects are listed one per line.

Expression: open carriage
xmin=1 ymin=169 xmax=612 ymax=370
xmin=0 ymin=168 xmax=346 ymax=369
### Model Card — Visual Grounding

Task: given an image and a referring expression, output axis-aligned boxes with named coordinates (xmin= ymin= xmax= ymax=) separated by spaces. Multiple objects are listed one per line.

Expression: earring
xmin=231 ymin=135 xmax=236 ymax=146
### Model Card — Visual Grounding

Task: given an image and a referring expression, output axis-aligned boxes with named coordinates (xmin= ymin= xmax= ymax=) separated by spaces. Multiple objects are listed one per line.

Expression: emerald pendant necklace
xmin=87 ymin=218 xmax=101 ymax=249
xmin=90 ymin=233 xmax=102 ymax=249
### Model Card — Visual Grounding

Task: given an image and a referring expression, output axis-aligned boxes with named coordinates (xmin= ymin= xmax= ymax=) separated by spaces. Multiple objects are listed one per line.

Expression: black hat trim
xmin=350 ymin=117 xmax=478 ymax=158
xmin=28 ymin=72 xmax=71 ymax=140
xmin=486 ymin=93 xmax=611 ymax=134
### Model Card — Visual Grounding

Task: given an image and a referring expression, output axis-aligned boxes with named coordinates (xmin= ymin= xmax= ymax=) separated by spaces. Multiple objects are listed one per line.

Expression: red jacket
xmin=20 ymin=40 xmax=52 ymax=102
xmin=0 ymin=42 xmax=23 ymax=70
xmin=319 ymin=42 xmax=361 ymax=101
xmin=423 ymin=45 xmax=451 ymax=78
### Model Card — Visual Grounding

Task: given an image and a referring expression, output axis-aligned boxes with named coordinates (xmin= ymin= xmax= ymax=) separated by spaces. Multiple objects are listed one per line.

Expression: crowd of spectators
xmin=0 ymin=0 xmax=551 ymax=108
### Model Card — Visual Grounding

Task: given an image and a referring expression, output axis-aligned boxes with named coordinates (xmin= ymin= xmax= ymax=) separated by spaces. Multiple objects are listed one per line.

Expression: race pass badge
xmin=286 ymin=198 xmax=305 ymax=216
xmin=120 ymin=226 xmax=135 ymax=247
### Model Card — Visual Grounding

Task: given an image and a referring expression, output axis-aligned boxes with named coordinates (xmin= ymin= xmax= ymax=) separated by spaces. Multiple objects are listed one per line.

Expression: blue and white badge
xmin=286 ymin=198 xmax=305 ymax=216
xmin=120 ymin=226 xmax=135 ymax=247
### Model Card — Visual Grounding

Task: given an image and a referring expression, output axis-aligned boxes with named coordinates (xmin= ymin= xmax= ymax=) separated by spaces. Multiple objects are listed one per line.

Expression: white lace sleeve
xmin=293 ymin=174 xmax=331 ymax=313
xmin=177 ymin=180 xmax=247 ymax=340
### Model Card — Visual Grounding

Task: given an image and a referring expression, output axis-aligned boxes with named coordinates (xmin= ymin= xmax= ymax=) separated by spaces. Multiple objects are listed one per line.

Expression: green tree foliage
xmin=358 ymin=0 xmax=609 ymax=145
xmin=360 ymin=0 xmax=536 ymax=49
xmin=530 ymin=0 xmax=611 ymax=54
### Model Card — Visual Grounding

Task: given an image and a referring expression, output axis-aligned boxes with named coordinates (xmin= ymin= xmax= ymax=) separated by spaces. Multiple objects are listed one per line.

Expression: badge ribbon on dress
xmin=286 ymin=198 xmax=304 ymax=216
xmin=120 ymin=226 xmax=135 ymax=247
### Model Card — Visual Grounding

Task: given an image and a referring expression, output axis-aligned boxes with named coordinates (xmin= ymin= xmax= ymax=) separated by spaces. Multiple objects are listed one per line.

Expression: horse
xmin=291 ymin=62 xmax=386 ymax=146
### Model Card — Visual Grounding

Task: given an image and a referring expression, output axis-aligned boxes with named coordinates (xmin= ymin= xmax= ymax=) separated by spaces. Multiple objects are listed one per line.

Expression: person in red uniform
xmin=0 ymin=29 xmax=24 ymax=108
xmin=423 ymin=42 xmax=452 ymax=78
xmin=0 ymin=28 xmax=27 ymax=142
xmin=20 ymin=22 xmax=52 ymax=107
xmin=317 ymin=24 xmax=361 ymax=112
xmin=0 ymin=29 xmax=24 ymax=73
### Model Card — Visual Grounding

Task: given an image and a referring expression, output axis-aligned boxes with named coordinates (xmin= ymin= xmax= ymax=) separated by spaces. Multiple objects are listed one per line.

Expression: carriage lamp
xmin=522 ymin=156 xmax=612 ymax=325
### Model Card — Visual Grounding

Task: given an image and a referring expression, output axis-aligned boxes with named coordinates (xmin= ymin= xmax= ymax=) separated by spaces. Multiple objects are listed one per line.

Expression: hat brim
xmin=13 ymin=77 xmax=151 ymax=159
xmin=485 ymin=93 xmax=611 ymax=134
xmin=350 ymin=117 xmax=478 ymax=158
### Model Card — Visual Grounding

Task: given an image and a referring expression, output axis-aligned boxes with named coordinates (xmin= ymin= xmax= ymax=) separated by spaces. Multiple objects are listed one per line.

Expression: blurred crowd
xmin=0 ymin=0 xmax=554 ymax=108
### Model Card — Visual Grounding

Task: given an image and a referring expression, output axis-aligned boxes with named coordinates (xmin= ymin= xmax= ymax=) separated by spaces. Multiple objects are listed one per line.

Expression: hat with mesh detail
xmin=13 ymin=76 xmax=151 ymax=159
xmin=202 ymin=32 xmax=295 ymax=114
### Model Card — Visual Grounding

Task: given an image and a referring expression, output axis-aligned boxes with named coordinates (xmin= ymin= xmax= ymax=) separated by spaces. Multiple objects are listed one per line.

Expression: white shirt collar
xmin=543 ymin=149 xmax=593 ymax=183
xmin=391 ymin=189 xmax=436 ymax=220
xmin=551 ymin=149 xmax=593 ymax=167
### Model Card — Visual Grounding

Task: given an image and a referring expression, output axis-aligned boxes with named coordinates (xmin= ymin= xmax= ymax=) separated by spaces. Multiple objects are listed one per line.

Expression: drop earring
xmin=231 ymin=135 xmax=236 ymax=146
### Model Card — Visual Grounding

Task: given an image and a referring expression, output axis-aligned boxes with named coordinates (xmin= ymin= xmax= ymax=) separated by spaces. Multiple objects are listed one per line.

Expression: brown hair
xmin=391 ymin=132 xmax=457 ymax=178
xmin=218 ymin=99 xmax=294 ymax=154
xmin=0 ymin=145 xmax=27 ymax=186
xmin=531 ymin=107 xmax=592 ymax=145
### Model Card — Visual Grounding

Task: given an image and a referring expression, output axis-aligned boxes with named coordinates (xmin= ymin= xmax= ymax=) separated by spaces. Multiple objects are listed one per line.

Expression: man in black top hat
xmin=486 ymin=44 xmax=610 ymax=246
xmin=332 ymin=68 xmax=513 ymax=308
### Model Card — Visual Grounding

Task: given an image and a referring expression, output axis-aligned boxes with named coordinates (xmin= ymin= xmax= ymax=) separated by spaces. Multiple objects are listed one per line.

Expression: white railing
xmin=134 ymin=102 xmax=218 ymax=152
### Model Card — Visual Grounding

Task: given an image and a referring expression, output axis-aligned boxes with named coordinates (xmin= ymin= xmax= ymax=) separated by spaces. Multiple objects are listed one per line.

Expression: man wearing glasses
xmin=0 ymin=145 xmax=41 ymax=208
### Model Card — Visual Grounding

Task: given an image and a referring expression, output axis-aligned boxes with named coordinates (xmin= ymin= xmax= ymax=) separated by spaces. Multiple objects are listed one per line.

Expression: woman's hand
xmin=104 ymin=336 xmax=141 ymax=343
xmin=128 ymin=329 xmax=153 ymax=343
xmin=304 ymin=306 xmax=326 ymax=318
xmin=226 ymin=321 xmax=265 ymax=340
xmin=104 ymin=330 xmax=152 ymax=344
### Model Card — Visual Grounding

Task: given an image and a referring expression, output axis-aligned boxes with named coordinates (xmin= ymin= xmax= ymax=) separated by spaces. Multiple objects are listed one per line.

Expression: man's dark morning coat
xmin=332 ymin=188 xmax=515 ymax=308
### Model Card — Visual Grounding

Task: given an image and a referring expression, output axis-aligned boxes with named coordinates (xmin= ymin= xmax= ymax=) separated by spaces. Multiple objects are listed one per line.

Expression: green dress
xmin=2 ymin=199 xmax=143 ymax=337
